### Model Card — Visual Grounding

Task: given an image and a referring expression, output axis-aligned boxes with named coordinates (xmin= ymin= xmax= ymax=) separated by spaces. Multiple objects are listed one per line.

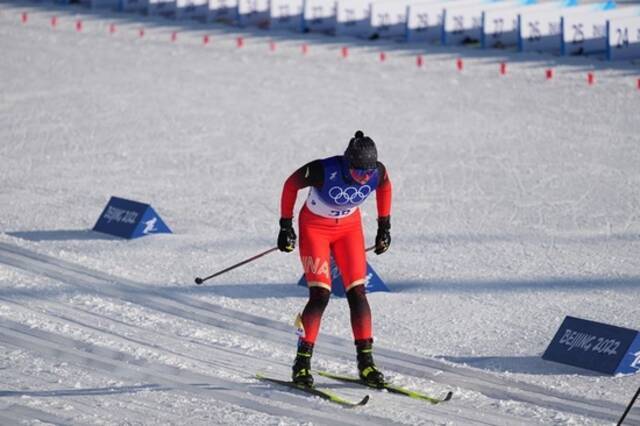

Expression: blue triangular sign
xmin=93 ymin=196 xmax=172 ymax=239
xmin=131 ymin=206 xmax=172 ymax=238
xmin=297 ymin=257 xmax=389 ymax=297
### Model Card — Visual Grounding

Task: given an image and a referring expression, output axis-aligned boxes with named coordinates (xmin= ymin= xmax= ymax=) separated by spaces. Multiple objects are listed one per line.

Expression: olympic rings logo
xmin=328 ymin=185 xmax=371 ymax=205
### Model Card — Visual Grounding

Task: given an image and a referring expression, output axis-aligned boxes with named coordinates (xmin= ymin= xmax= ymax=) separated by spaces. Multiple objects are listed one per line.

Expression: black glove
xmin=374 ymin=216 xmax=391 ymax=255
xmin=277 ymin=218 xmax=297 ymax=253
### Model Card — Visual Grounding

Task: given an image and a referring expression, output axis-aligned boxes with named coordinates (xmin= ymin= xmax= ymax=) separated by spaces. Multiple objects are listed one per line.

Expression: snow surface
xmin=1 ymin=1 xmax=639 ymax=425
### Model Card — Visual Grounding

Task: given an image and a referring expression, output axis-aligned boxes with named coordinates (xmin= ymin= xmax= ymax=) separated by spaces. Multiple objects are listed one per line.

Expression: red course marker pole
xmin=21 ymin=12 xmax=28 ymax=24
xmin=546 ymin=68 xmax=554 ymax=80
xmin=416 ymin=55 xmax=423 ymax=68
xmin=76 ymin=20 xmax=83 ymax=32
xmin=51 ymin=16 xmax=58 ymax=28
xmin=500 ymin=62 xmax=507 ymax=75
xmin=587 ymin=72 xmax=595 ymax=85
xmin=456 ymin=58 xmax=463 ymax=71
xmin=341 ymin=46 xmax=349 ymax=58
xmin=237 ymin=36 xmax=244 ymax=48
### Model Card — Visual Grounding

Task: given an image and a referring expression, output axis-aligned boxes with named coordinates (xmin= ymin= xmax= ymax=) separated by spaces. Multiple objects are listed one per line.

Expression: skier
xmin=277 ymin=130 xmax=392 ymax=388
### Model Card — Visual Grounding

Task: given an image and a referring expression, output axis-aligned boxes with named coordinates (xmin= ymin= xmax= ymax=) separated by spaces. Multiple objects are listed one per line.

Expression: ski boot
xmin=356 ymin=339 xmax=385 ymax=389
xmin=291 ymin=341 xmax=314 ymax=387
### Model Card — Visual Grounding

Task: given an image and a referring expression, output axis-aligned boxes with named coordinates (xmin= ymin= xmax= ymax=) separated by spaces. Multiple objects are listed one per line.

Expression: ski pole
xmin=194 ymin=247 xmax=278 ymax=285
xmin=618 ymin=386 xmax=640 ymax=426
xmin=195 ymin=245 xmax=376 ymax=285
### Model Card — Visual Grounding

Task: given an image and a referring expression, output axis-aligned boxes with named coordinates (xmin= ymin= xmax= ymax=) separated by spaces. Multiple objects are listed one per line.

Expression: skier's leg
xmin=298 ymin=207 xmax=333 ymax=295
xmin=331 ymin=215 xmax=367 ymax=296
xmin=299 ymin=287 xmax=331 ymax=345
xmin=293 ymin=208 xmax=332 ymax=385
xmin=331 ymin=220 xmax=384 ymax=387
xmin=332 ymin=219 xmax=370 ymax=340
xmin=291 ymin=287 xmax=330 ymax=385
xmin=345 ymin=285 xmax=372 ymax=342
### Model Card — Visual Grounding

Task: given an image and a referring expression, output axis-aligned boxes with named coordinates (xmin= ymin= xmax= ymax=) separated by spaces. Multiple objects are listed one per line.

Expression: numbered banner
xmin=238 ymin=0 xmax=270 ymax=27
xmin=407 ymin=0 xmax=487 ymax=43
xmin=443 ymin=0 xmax=530 ymax=46
xmin=562 ymin=7 xmax=640 ymax=55
xmin=270 ymin=0 xmax=305 ymax=31
xmin=119 ymin=0 xmax=148 ymax=12
xmin=607 ymin=14 xmax=640 ymax=60
xmin=406 ymin=0 xmax=446 ymax=42
xmin=335 ymin=0 xmax=372 ymax=37
xmin=543 ymin=316 xmax=640 ymax=375
xmin=209 ymin=0 xmax=239 ymax=23
xmin=483 ymin=1 xmax=563 ymax=48
xmin=303 ymin=0 xmax=337 ymax=33
xmin=297 ymin=259 xmax=390 ymax=297
xmin=148 ymin=0 xmax=176 ymax=16
xmin=93 ymin=196 xmax=172 ymax=239
xmin=369 ymin=0 xmax=410 ymax=39
xmin=519 ymin=2 xmax=615 ymax=53
xmin=175 ymin=0 xmax=208 ymax=19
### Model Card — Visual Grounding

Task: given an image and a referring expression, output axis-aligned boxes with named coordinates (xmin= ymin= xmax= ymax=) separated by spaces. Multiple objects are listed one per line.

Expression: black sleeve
xmin=288 ymin=160 xmax=324 ymax=189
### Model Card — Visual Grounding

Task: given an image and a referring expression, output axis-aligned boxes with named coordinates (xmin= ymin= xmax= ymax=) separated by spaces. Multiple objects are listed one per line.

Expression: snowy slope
xmin=1 ymin=2 xmax=640 ymax=425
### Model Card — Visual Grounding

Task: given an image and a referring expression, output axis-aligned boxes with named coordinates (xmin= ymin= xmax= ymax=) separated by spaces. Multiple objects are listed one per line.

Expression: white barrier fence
xmin=56 ymin=0 xmax=640 ymax=61
xmin=208 ymin=0 xmax=238 ymax=23
xmin=148 ymin=0 xmax=175 ymax=16
xmin=369 ymin=0 xmax=410 ymax=39
xmin=443 ymin=0 xmax=529 ymax=46
xmin=406 ymin=0 xmax=442 ymax=42
xmin=303 ymin=0 xmax=337 ymax=32
xmin=482 ymin=1 xmax=563 ymax=48
xmin=176 ymin=0 xmax=208 ymax=19
xmin=335 ymin=0 xmax=372 ymax=37
xmin=607 ymin=14 xmax=640 ymax=60
xmin=408 ymin=0 xmax=500 ymax=43
xmin=562 ymin=6 xmax=640 ymax=55
xmin=238 ymin=0 xmax=270 ymax=27
xmin=270 ymin=0 xmax=304 ymax=30
xmin=519 ymin=1 xmax=615 ymax=53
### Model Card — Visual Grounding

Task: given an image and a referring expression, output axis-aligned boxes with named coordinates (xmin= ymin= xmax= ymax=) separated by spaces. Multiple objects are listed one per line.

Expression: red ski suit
xmin=280 ymin=156 xmax=392 ymax=344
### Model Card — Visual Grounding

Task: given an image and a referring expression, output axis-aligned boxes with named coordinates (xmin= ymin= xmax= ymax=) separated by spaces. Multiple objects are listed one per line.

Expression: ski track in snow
xmin=1 ymin=242 xmax=637 ymax=425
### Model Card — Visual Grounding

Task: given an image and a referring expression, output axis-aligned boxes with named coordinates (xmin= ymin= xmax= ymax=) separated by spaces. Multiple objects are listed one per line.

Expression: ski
xmin=316 ymin=370 xmax=453 ymax=404
xmin=255 ymin=373 xmax=370 ymax=408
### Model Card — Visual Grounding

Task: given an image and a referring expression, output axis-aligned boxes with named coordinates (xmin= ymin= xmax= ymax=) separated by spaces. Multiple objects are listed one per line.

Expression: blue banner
xmin=93 ymin=196 xmax=172 ymax=239
xmin=543 ymin=316 xmax=640 ymax=375
xmin=297 ymin=257 xmax=389 ymax=297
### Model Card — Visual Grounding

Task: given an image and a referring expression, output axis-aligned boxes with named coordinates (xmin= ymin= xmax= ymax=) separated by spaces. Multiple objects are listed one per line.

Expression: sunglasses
xmin=349 ymin=167 xmax=376 ymax=184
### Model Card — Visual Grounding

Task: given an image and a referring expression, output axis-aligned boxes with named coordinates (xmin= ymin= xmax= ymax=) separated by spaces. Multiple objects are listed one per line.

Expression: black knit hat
xmin=344 ymin=130 xmax=377 ymax=169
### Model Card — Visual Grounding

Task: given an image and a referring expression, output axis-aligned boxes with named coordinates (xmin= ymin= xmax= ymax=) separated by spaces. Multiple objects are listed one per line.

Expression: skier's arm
xmin=280 ymin=160 xmax=324 ymax=219
xmin=374 ymin=163 xmax=392 ymax=255
xmin=375 ymin=163 xmax=392 ymax=219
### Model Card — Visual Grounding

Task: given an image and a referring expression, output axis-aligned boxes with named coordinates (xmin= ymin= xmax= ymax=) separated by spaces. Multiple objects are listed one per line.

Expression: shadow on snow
xmin=440 ymin=354 xmax=606 ymax=376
